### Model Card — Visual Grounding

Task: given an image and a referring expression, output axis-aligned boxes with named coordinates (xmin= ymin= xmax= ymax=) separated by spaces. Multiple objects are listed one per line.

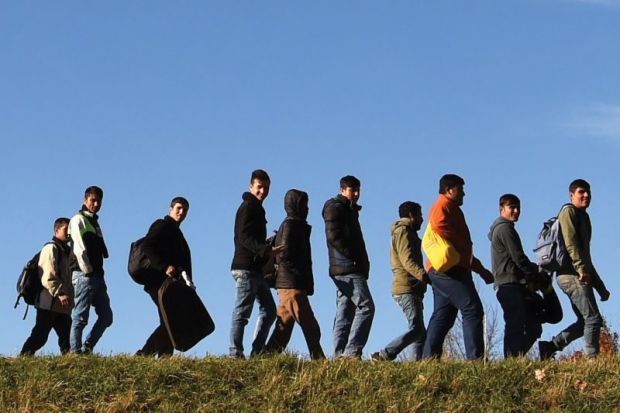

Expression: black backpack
xmin=15 ymin=242 xmax=54 ymax=318
xmin=128 ymin=237 xmax=153 ymax=285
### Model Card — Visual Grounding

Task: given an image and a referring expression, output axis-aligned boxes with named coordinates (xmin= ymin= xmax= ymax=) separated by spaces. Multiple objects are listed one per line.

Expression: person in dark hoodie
xmin=264 ymin=189 xmax=325 ymax=359
xmin=323 ymin=175 xmax=374 ymax=359
xmin=136 ymin=197 xmax=193 ymax=357
xmin=69 ymin=186 xmax=113 ymax=354
xmin=489 ymin=193 xmax=553 ymax=357
xmin=371 ymin=201 xmax=428 ymax=361
xmin=229 ymin=169 xmax=284 ymax=358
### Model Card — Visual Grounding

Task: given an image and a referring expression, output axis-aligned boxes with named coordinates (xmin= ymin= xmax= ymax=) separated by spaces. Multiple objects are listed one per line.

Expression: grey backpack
xmin=533 ymin=204 xmax=572 ymax=273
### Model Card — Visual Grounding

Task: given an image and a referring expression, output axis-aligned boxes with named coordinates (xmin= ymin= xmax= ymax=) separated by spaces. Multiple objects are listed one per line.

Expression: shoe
xmin=538 ymin=340 xmax=557 ymax=361
xmin=370 ymin=351 xmax=389 ymax=361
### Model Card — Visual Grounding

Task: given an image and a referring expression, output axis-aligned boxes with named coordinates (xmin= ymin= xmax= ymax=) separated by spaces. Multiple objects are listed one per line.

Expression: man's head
xmin=249 ymin=169 xmax=271 ymax=203
xmin=54 ymin=217 xmax=70 ymax=242
xmin=399 ymin=201 xmax=423 ymax=230
xmin=83 ymin=186 xmax=103 ymax=214
xmin=339 ymin=175 xmax=361 ymax=204
xmin=439 ymin=174 xmax=465 ymax=206
xmin=169 ymin=196 xmax=189 ymax=224
xmin=499 ymin=193 xmax=520 ymax=222
xmin=569 ymin=179 xmax=591 ymax=209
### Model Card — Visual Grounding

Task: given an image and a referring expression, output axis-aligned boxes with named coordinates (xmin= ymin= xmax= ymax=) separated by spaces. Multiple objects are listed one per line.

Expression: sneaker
xmin=370 ymin=351 xmax=388 ymax=362
xmin=538 ymin=340 xmax=557 ymax=361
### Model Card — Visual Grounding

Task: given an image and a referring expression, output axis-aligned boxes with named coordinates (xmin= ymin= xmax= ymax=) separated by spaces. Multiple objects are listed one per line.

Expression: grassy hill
xmin=2 ymin=355 xmax=620 ymax=412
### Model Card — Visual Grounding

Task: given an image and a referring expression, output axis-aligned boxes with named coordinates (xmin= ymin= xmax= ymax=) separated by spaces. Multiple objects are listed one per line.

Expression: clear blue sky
xmin=1 ymin=1 xmax=618 ymax=358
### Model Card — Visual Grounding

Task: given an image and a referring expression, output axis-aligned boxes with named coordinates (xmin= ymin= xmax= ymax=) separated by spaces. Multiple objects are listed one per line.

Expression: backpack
xmin=127 ymin=237 xmax=153 ymax=285
xmin=15 ymin=242 xmax=55 ymax=318
xmin=533 ymin=204 xmax=572 ymax=273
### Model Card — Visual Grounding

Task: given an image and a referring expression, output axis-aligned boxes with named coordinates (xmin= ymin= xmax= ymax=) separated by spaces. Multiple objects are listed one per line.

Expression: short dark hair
xmin=439 ymin=174 xmax=465 ymax=194
xmin=569 ymin=179 xmax=590 ymax=193
xmin=499 ymin=194 xmax=520 ymax=207
xmin=399 ymin=201 xmax=421 ymax=218
xmin=54 ymin=217 xmax=70 ymax=232
xmin=340 ymin=175 xmax=361 ymax=190
xmin=170 ymin=196 xmax=189 ymax=209
xmin=84 ymin=186 xmax=103 ymax=199
xmin=251 ymin=169 xmax=271 ymax=183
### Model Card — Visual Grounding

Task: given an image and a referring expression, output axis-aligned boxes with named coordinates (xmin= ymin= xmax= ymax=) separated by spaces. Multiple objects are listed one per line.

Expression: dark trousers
xmin=138 ymin=285 xmax=174 ymax=357
xmin=497 ymin=284 xmax=542 ymax=358
xmin=422 ymin=268 xmax=484 ymax=360
xmin=21 ymin=309 xmax=71 ymax=355
xmin=265 ymin=289 xmax=325 ymax=359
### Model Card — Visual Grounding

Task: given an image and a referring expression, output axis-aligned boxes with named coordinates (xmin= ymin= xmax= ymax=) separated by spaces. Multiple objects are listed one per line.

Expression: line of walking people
xmin=19 ymin=172 xmax=609 ymax=361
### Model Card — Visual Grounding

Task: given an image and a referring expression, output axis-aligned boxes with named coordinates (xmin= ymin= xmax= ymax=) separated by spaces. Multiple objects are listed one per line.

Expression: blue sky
xmin=1 ymin=1 xmax=618 ymax=358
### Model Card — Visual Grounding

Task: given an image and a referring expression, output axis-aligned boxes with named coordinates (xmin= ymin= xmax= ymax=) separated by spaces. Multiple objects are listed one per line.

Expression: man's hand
xmin=57 ymin=294 xmax=70 ymax=307
xmin=578 ymin=271 xmax=591 ymax=284
xmin=166 ymin=265 xmax=176 ymax=278
xmin=272 ymin=244 xmax=285 ymax=255
xmin=477 ymin=268 xmax=494 ymax=285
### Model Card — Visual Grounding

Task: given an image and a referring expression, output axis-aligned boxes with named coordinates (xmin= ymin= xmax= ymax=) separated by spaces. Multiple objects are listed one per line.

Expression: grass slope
xmin=2 ymin=355 xmax=620 ymax=412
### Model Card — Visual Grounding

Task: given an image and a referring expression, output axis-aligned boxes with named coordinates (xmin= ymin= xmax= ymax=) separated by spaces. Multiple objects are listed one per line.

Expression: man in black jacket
xmin=322 ymin=175 xmax=374 ymax=359
xmin=489 ymin=193 xmax=550 ymax=357
xmin=264 ymin=189 xmax=325 ymax=359
xmin=229 ymin=170 xmax=283 ymax=358
xmin=137 ymin=196 xmax=192 ymax=357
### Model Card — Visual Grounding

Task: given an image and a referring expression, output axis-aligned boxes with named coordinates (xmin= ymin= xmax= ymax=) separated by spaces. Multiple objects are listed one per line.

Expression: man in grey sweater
xmin=489 ymin=194 xmax=547 ymax=357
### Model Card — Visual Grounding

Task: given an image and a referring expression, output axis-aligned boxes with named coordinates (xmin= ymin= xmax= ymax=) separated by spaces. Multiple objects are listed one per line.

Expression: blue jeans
xmin=229 ymin=270 xmax=276 ymax=357
xmin=332 ymin=274 xmax=375 ymax=357
xmin=70 ymin=272 xmax=113 ymax=353
xmin=552 ymin=274 xmax=603 ymax=357
xmin=380 ymin=293 xmax=425 ymax=360
xmin=423 ymin=268 xmax=484 ymax=360
xmin=496 ymin=283 xmax=542 ymax=358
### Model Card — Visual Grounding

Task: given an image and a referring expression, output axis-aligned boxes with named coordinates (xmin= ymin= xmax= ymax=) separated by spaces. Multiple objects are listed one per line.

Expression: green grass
xmin=2 ymin=355 xmax=620 ymax=412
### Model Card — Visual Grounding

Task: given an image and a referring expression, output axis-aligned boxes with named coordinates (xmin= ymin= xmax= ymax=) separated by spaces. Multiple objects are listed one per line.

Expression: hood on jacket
xmin=488 ymin=216 xmax=511 ymax=241
xmin=391 ymin=217 xmax=415 ymax=235
xmin=242 ymin=191 xmax=261 ymax=204
xmin=284 ymin=189 xmax=309 ymax=220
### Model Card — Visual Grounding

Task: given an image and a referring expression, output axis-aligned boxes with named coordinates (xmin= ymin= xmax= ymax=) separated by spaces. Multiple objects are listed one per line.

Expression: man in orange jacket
xmin=422 ymin=174 xmax=494 ymax=360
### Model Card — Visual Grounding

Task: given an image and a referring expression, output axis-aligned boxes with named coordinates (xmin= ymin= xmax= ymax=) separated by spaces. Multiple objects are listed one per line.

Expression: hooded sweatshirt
xmin=390 ymin=218 xmax=427 ymax=296
xmin=488 ymin=216 xmax=538 ymax=286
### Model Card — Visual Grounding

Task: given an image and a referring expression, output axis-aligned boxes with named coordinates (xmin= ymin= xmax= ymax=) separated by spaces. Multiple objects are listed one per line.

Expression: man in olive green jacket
xmin=539 ymin=179 xmax=609 ymax=359
xmin=371 ymin=201 xmax=429 ymax=361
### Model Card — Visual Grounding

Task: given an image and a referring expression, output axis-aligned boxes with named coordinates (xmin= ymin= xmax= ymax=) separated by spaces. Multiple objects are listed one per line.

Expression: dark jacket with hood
xmin=488 ymin=216 xmax=539 ymax=286
xmin=273 ymin=190 xmax=314 ymax=294
xmin=231 ymin=192 xmax=269 ymax=272
xmin=142 ymin=215 xmax=192 ymax=288
xmin=322 ymin=194 xmax=370 ymax=278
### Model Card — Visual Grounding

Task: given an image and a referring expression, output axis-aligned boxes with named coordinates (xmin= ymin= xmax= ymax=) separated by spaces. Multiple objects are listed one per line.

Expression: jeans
xmin=496 ymin=283 xmax=542 ymax=358
xmin=21 ymin=309 xmax=71 ymax=355
xmin=423 ymin=268 xmax=484 ymax=360
xmin=70 ymin=272 xmax=113 ymax=353
xmin=332 ymin=274 xmax=375 ymax=358
xmin=552 ymin=274 xmax=603 ymax=357
xmin=380 ymin=293 xmax=425 ymax=360
xmin=265 ymin=289 xmax=325 ymax=359
xmin=229 ymin=270 xmax=276 ymax=357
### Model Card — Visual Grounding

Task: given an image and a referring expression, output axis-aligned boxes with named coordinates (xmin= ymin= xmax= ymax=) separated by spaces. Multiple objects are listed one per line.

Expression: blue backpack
xmin=533 ymin=204 xmax=573 ymax=273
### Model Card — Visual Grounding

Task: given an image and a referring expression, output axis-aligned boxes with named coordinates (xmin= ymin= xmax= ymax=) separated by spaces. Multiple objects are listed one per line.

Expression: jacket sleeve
xmin=323 ymin=203 xmax=352 ymax=258
xmin=559 ymin=207 xmax=588 ymax=273
xmin=238 ymin=204 xmax=269 ymax=258
xmin=276 ymin=220 xmax=301 ymax=277
xmin=496 ymin=223 xmax=538 ymax=277
xmin=39 ymin=244 xmax=65 ymax=297
xmin=394 ymin=227 xmax=426 ymax=282
xmin=69 ymin=215 xmax=93 ymax=274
